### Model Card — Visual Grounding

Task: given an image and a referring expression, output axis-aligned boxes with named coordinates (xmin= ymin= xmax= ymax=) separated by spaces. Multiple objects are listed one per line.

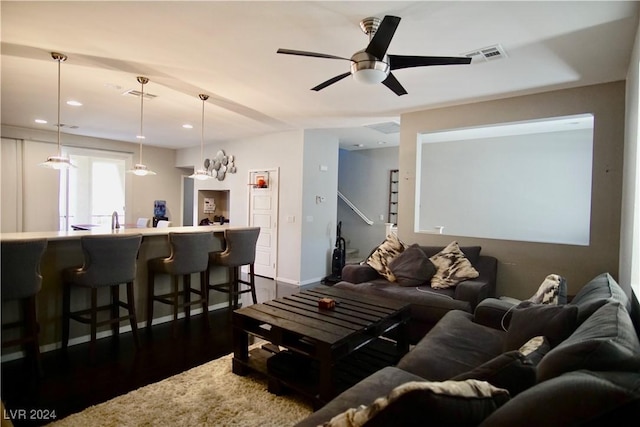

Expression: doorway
xmin=248 ymin=168 xmax=279 ymax=279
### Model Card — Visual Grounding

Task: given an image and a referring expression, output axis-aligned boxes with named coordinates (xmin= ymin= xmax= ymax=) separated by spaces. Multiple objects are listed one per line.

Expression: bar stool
xmin=1 ymin=238 xmax=48 ymax=375
xmin=62 ymin=234 xmax=142 ymax=358
xmin=147 ymin=231 xmax=213 ymax=333
xmin=208 ymin=227 xmax=260 ymax=309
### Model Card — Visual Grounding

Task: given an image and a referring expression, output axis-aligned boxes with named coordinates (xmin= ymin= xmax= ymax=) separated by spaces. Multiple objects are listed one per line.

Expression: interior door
xmin=249 ymin=169 xmax=278 ymax=278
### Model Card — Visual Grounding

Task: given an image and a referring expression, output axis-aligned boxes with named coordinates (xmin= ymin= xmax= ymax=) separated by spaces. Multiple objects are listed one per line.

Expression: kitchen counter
xmin=1 ymin=225 xmax=236 ymax=359
xmin=0 ymin=224 xmax=229 ymax=242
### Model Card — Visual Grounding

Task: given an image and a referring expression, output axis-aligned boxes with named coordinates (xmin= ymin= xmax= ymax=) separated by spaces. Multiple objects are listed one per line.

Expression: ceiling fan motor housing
xmin=351 ymin=50 xmax=389 ymax=84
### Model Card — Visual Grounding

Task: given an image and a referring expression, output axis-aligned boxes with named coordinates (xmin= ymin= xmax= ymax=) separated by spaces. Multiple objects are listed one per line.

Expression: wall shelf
xmin=388 ymin=169 xmax=398 ymax=225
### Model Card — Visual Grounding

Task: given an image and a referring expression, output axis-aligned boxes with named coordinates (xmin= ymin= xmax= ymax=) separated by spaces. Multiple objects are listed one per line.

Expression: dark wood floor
xmin=1 ymin=308 xmax=234 ymax=427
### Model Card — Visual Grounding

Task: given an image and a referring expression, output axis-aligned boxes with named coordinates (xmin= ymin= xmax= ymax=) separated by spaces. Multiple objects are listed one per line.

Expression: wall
xmin=177 ymin=129 xmax=339 ymax=286
xmin=337 ymin=146 xmax=399 ymax=259
xmin=1 ymin=126 xmax=183 ymax=232
xmin=399 ymin=82 xmax=626 ymax=299
xmin=622 ymin=22 xmax=640 ymax=297
xmin=301 ymin=129 xmax=339 ymax=284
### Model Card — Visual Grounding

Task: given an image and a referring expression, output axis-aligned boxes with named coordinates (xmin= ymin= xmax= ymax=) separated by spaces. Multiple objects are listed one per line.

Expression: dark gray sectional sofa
xmin=335 ymin=245 xmax=498 ymax=343
xmin=296 ymin=272 xmax=640 ymax=426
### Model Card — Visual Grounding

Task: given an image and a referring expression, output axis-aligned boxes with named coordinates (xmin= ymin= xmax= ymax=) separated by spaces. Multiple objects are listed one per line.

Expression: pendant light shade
xmin=189 ymin=94 xmax=212 ymax=180
xmin=127 ymin=76 xmax=156 ymax=176
xmin=39 ymin=52 xmax=75 ymax=170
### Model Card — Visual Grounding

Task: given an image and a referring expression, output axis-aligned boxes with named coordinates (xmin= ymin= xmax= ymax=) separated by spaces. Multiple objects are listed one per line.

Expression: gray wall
xmin=338 ymin=146 xmax=399 ymax=259
xmin=399 ymin=81 xmax=626 ymax=299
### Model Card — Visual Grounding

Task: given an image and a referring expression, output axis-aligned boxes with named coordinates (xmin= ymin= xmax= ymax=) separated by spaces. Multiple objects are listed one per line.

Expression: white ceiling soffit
xmin=0 ymin=1 xmax=637 ymax=152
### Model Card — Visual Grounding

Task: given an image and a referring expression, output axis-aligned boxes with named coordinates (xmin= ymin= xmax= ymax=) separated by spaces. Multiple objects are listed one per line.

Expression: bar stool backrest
xmin=165 ymin=232 xmax=214 ymax=275
xmin=1 ymin=239 xmax=48 ymax=300
xmin=72 ymin=235 xmax=142 ymax=287
xmin=218 ymin=227 xmax=260 ymax=266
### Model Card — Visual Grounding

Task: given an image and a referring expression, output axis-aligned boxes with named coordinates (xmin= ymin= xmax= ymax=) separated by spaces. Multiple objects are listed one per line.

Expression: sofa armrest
xmin=341 ymin=263 xmax=380 ymax=284
xmin=473 ymin=298 xmax=520 ymax=330
xmin=454 ymin=256 xmax=498 ymax=309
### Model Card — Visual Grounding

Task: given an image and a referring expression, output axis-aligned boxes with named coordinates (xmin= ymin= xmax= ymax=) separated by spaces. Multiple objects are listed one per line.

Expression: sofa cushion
xmin=388 ymin=244 xmax=436 ymax=287
xmin=452 ymin=336 xmax=551 ymax=396
xmin=365 ymin=234 xmax=406 ymax=282
xmin=479 ymin=370 xmax=640 ymax=427
xmin=294 ymin=367 xmax=424 ymax=427
xmin=429 ymin=241 xmax=480 ymax=289
xmin=397 ymin=310 xmax=506 ymax=380
xmin=321 ymin=379 xmax=510 ymax=427
xmin=537 ymin=301 xmax=640 ymax=382
xmin=570 ymin=273 xmax=630 ymax=324
xmin=503 ymin=303 xmax=578 ymax=351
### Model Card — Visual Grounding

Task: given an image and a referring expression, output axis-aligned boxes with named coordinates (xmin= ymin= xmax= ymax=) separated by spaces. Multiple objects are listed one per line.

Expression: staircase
xmin=345 ymin=247 xmax=361 ymax=264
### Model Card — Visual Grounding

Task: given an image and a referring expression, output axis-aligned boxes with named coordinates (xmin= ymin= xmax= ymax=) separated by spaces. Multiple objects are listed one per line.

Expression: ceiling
xmin=1 ymin=1 xmax=638 ymax=152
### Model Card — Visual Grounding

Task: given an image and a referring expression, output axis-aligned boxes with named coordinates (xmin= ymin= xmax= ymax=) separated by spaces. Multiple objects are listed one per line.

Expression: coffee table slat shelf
xmin=232 ymin=285 xmax=410 ymax=407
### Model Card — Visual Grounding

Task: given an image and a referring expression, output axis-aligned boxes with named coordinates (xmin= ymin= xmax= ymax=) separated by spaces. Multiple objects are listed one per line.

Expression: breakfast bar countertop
xmin=0 ymin=224 xmax=230 ymax=241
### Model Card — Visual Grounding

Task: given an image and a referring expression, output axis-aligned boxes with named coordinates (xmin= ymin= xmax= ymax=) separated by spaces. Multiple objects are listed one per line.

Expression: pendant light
xmin=189 ymin=94 xmax=213 ymax=180
xmin=127 ymin=76 xmax=156 ymax=176
xmin=39 ymin=52 xmax=75 ymax=169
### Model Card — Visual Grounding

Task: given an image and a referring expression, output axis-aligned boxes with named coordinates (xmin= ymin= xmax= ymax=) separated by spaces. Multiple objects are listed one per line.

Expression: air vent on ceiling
xmin=55 ymin=123 xmax=79 ymax=129
xmin=122 ymin=89 xmax=157 ymax=100
xmin=365 ymin=121 xmax=400 ymax=134
xmin=462 ymin=44 xmax=508 ymax=63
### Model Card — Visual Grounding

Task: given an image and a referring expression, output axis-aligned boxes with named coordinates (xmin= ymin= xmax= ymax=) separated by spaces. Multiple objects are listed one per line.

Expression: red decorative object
xmin=318 ymin=297 xmax=336 ymax=309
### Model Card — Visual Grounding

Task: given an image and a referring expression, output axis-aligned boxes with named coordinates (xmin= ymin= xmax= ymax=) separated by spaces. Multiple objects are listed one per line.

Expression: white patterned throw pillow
xmin=528 ymin=274 xmax=567 ymax=305
xmin=321 ymin=379 xmax=509 ymax=427
xmin=365 ymin=234 xmax=406 ymax=282
xmin=429 ymin=241 xmax=479 ymax=289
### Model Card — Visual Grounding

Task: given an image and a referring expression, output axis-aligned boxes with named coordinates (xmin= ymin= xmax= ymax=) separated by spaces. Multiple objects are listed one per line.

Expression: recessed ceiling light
xmin=182 ymin=124 xmax=193 ymax=129
xmin=35 ymin=119 xmax=47 ymax=124
xmin=66 ymin=100 xmax=82 ymax=106
xmin=377 ymin=141 xmax=387 ymax=145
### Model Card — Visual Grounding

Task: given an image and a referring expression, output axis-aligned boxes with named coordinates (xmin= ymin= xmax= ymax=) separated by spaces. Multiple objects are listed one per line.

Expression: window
xmin=59 ymin=147 xmax=132 ymax=230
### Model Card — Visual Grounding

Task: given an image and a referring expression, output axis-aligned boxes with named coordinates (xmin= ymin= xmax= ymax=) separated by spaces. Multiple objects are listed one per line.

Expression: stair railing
xmin=337 ymin=191 xmax=374 ymax=225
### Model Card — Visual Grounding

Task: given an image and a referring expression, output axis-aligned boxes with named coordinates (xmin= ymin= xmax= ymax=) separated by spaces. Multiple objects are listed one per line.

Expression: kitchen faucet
xmin=111 ymin=211 xmax=120 ymax=229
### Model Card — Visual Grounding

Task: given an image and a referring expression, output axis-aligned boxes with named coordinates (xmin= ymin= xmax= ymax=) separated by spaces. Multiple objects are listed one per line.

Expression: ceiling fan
xmin=277 ymin=15 xmax=471 ymax=96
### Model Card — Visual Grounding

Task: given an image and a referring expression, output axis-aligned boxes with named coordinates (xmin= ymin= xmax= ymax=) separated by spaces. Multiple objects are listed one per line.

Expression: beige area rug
xmin=48 ymin=347 xmax=314 ymax=427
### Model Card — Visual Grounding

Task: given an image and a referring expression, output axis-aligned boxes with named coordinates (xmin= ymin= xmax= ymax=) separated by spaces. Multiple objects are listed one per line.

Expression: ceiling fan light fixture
xmin=353 ymin=68 xmax=388 ymax=84
xmin=351 ymin=51 xmax=389 ymax=84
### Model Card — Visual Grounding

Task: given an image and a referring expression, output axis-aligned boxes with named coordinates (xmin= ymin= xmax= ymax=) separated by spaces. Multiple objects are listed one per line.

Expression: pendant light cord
xmin=201 ymin=96 xmax=205 ymax=161
xmin=56 ymin=56 xmax=62 ymax=156
xmin=199 ymin=93 xmax=209 ymax=168
xmin=139 ymin=79 xmax=145 ymax=164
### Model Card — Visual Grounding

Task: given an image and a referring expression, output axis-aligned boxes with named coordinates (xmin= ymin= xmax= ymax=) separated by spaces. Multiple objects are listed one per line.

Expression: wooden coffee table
xmin=232 ymin=285 xmax=410 ymax=407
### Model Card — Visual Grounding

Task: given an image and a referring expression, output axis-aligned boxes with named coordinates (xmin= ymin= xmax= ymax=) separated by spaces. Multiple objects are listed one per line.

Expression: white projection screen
xmin=415 ymin=114 xmax=594 ymax=245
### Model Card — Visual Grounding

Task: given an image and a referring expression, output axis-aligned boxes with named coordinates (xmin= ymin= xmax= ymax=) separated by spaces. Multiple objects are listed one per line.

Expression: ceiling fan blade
xmin=311 ymin=72 xmax=352 ymax=91
xmin=388 ymin=55 xmax=471 ymax=70
xmin=277 ymin=48 xmax=349 ymax=61
xmin=382 ymin=72 xmax=407 ymax=96
xmin=365 ymin=15 xmax=401 ymax=60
